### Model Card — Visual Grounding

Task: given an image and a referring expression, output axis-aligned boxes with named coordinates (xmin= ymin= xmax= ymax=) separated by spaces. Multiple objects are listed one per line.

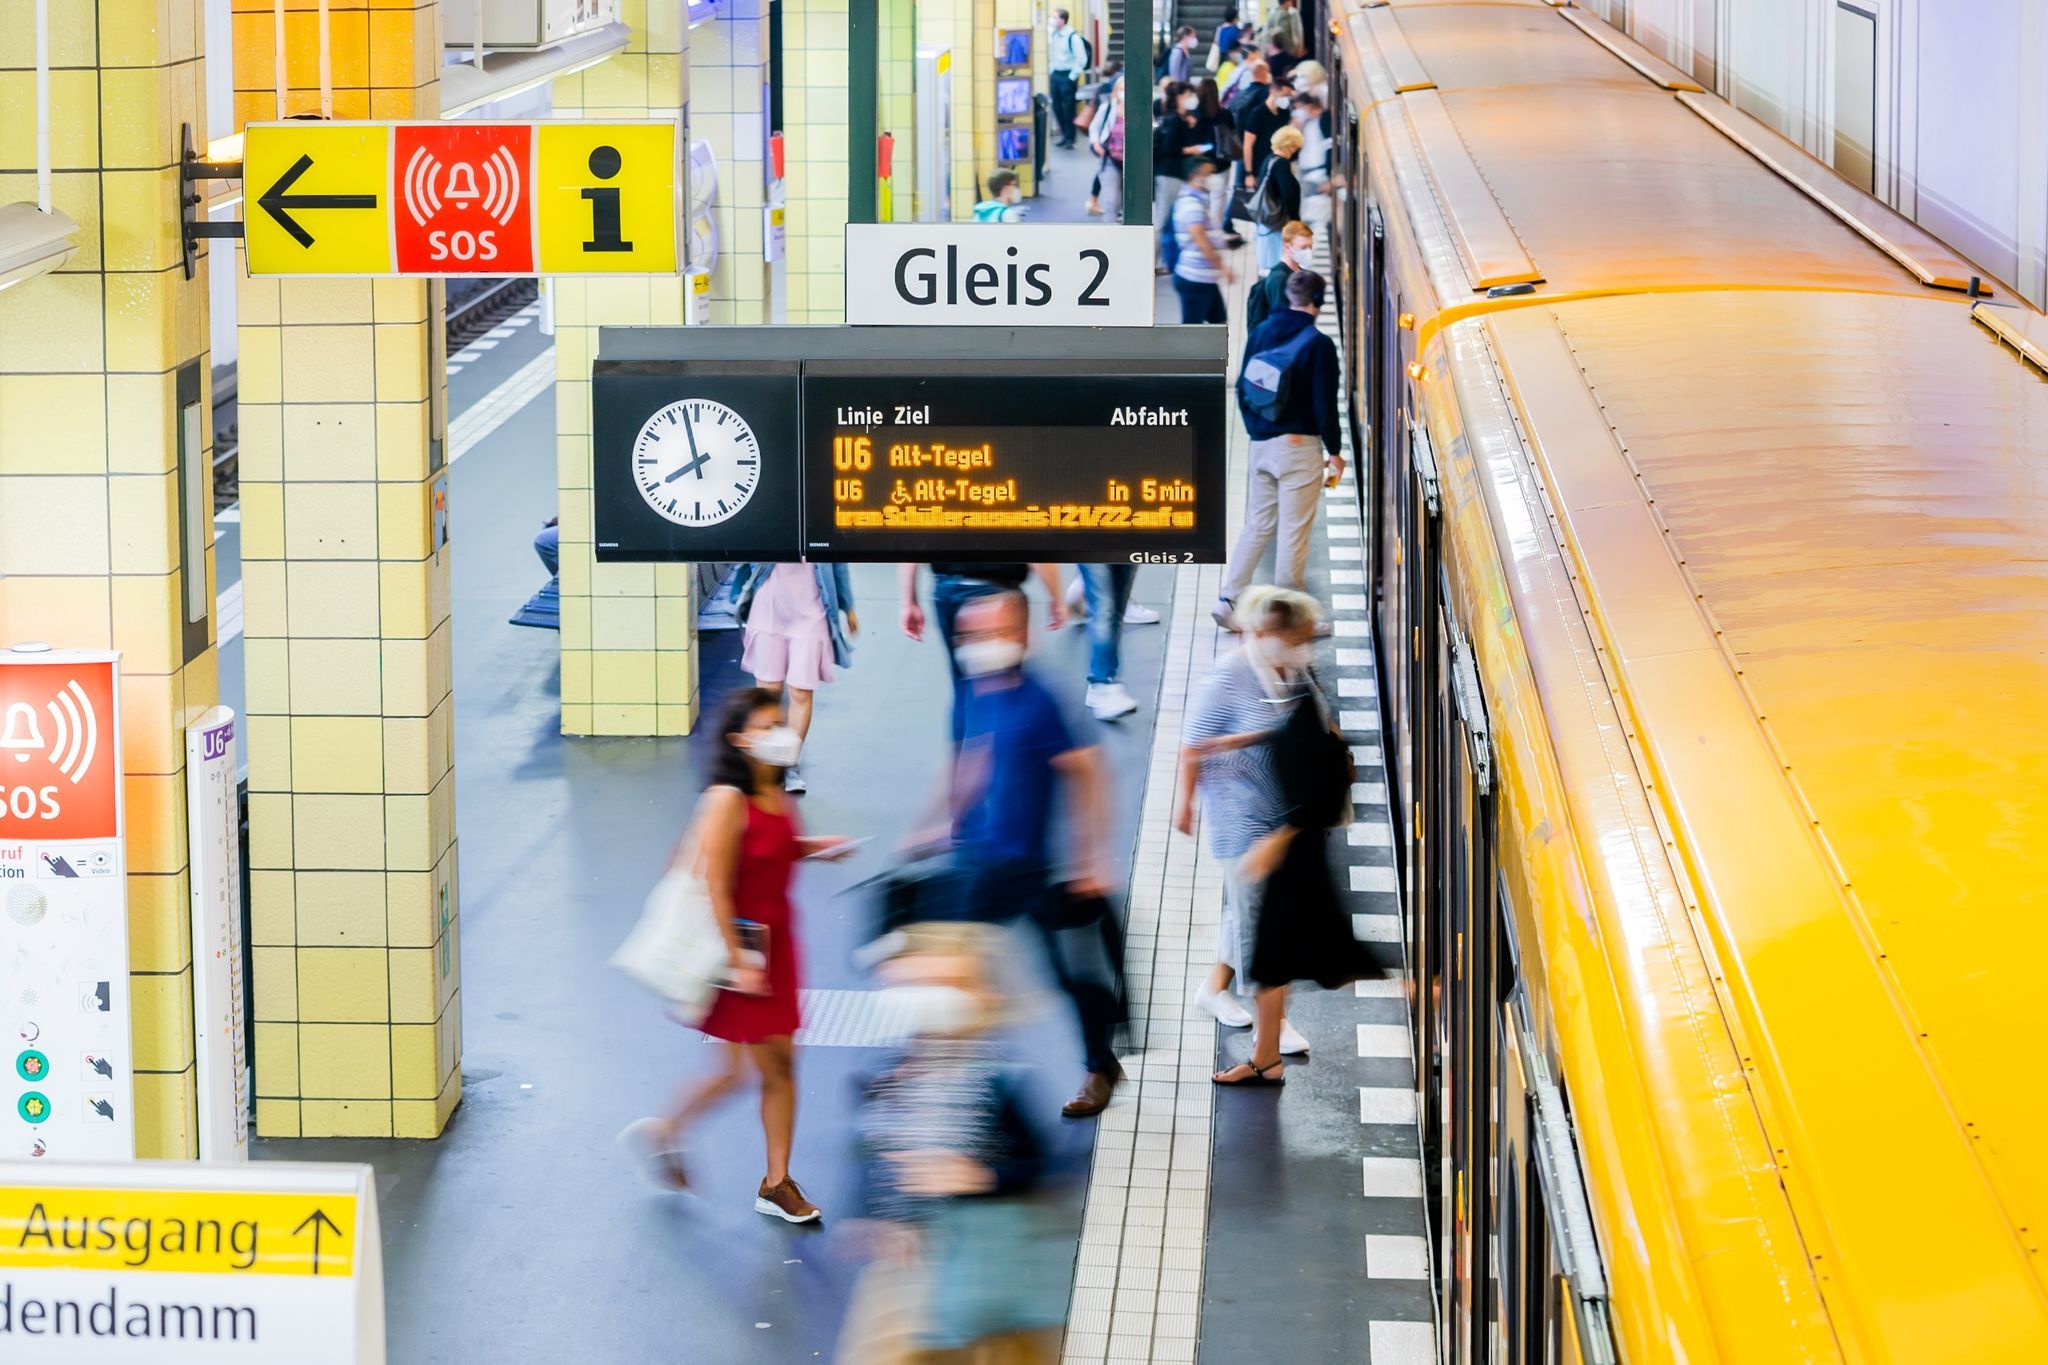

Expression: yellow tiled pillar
xmin=783 ymin=0 xmax=851 ymax=322
xmin=0 ymin=1 xmax=216 ymax=1159
xmin=693 ymin=0 xmax=775 ymax=320
xmin=877 ymin=0 xmax=915 ymax=222
xmin=551 ymin=5 xmax=698 ymax=736
xmin=233 ymin=1 xmax=462 ymax=1140
xmin=916 ymin=0 xmax=981 ymax=221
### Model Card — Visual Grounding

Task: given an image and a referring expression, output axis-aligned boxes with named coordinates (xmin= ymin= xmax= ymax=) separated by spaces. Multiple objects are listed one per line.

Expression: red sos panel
xmin=0 ymin=655 xmax=119 ymax=841
xmin=394 ymin=123 xmax=536 ymax=274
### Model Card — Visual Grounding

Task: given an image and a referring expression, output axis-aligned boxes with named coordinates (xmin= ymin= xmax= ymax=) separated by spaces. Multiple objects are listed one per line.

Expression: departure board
xmin=800 ymin=373 xmax=1227 ymax=562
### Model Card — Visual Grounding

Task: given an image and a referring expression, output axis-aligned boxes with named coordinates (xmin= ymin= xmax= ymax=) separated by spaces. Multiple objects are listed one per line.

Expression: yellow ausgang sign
xmin=0 ymin=1187 xmax=357 ymax=1278
xmin=242 ymin=120 xmax=681 ymax=278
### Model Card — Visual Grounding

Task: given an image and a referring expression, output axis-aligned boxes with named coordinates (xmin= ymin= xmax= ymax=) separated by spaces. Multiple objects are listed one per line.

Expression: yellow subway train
xmin=1321 ymin=2 xmax=2048 ymax=1361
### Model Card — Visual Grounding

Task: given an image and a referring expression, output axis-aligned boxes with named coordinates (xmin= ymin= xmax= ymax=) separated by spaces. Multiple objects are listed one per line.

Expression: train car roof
xmin=1484 ymin=288 xmax=2048 ymax=1359
xmin=1349 ymin=1 xmax=1992 ymax=305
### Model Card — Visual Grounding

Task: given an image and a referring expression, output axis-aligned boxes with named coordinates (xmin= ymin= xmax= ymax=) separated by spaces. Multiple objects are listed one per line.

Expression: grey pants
xmin=1223 ymin=432 xmax=1325 ymax=599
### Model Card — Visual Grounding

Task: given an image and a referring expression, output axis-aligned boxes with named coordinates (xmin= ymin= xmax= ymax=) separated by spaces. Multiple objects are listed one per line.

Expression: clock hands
xmin=663 ymin=406 xmax=712 ymax=483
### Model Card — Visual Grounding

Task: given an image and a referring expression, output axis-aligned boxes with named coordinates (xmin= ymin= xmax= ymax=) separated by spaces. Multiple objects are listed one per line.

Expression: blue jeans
xmin=1255 ymin=223 xmax=1284 ymax=271
xmin=933 ymin=574 xmax=1007 ymax=742
xmin=1173 ymin=275 xmax=1227 ymax=324
xmin=1080 ymin=564 xmax=1135 ymax=684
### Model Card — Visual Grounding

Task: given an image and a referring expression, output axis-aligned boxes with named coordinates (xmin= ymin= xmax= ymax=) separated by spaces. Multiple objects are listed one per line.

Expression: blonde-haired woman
xmin=1174 ymin=586 xmax=1322 ymax=1079
xmin=1252 ymin=124 xmax=1304 ymax=271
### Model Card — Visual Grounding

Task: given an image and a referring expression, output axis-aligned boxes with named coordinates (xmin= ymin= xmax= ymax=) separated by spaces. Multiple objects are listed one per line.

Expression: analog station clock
xmin=632 ymin=398 xmax=761 ymax=526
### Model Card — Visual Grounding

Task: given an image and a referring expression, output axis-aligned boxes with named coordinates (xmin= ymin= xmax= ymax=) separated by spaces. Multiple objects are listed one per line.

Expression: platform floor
xmin=234 ymin=154 xmax=1437 ymax=1362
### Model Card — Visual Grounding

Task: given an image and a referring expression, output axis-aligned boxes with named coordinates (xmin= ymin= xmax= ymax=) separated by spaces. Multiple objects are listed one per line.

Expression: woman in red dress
xmin=621 ymin=689 xmax=856 ymax=1222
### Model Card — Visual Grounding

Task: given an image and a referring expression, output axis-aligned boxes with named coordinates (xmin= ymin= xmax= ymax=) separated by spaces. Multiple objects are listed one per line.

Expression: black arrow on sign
xmin=293 ymin=1208 xmax=344 ymax=1275
xmin=90 ymin=1056 xmax=113 ymax=1079
xmin=89 ymin=1098 xmax=114 ymax=1120
xmin=258 ymin=154 xmax=378 ymax=249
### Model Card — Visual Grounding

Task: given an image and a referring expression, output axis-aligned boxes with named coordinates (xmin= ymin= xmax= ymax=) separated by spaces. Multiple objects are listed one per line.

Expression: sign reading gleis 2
xmin=845 ymin=224 xmax=1155 ymax=326
xmin=242 ymin=120 xmax=680 ymax=277
xmin=0 ymin=1160 xmax=385 ymax=1361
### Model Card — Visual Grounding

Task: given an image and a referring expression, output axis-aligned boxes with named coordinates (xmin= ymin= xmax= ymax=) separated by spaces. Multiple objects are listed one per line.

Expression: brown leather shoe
xmin=754 ymin=1176 xmax=822 ymax=1224
xmin=1061 ymin=1068 xmax=1121 ymax=1119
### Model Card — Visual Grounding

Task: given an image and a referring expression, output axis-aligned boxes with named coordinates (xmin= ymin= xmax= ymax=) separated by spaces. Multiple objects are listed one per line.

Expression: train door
xmin=1437 ymin=614 xmax=1494 ymax=1365
xmin=1405 ymin=416 xmax=1442 ymax=1263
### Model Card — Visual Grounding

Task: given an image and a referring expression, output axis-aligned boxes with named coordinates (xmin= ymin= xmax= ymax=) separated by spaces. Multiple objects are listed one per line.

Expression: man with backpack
xmin=1048 ymin=9 xmax=1090 ymax=149
xmin=1215 ymin=269 xmax=1343 ymax=629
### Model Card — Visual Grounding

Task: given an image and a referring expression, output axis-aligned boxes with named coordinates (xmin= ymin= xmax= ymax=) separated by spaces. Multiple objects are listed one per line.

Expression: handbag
xmin=608 ymin=803 xmax=731 ymax=1025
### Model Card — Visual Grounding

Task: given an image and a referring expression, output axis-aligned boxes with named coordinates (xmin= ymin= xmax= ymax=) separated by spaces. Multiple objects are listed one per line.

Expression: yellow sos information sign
xmin=242 ymin=120 xmax=680 ymax=278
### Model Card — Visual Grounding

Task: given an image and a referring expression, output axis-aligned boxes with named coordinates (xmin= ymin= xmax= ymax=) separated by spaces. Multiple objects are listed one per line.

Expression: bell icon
xmin=444 ymin=160 xmax=481 ymax=204
xmin=1 ymin=702 xmax=44 ymax=761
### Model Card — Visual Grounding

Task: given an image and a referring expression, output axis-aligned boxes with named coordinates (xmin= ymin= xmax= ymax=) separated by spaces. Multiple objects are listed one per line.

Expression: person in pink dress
xmin=735 ymin=562 xmax=857 ymax=795
xmin=620 ymin=688 xmax=857 ymax=1221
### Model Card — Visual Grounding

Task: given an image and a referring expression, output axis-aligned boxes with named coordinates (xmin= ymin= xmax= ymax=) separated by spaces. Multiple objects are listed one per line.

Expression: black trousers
xmin=956 ymin=859 xmax=1123 ymax=1078
xmin=1050 ymin=71 xmax=1079 ymax=143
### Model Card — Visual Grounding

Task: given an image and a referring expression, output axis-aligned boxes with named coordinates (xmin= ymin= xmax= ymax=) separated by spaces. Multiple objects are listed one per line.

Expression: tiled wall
xmin=915 ymin=0 xmax=981 ymax=220
xmin=0 ymin=0 xmax=219 ymax=1159
xmin=233 ymin=0 xmax=462 ymax=1140
xmin=692 ymin=0 xmax=776 ymax=320
xmin=781 ymin=0 xmax=852 ymax=321
xmin=551 ymin=5 xmax=699 ymax=735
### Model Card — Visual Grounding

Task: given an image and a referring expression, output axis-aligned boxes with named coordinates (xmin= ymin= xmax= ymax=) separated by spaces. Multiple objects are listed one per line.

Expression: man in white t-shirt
xmin=1048 ymin=10 xmax=1090 ymax=148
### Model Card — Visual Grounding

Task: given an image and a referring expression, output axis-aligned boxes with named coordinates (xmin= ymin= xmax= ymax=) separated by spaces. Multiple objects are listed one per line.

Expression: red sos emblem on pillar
xmin=394 ymin=124 xmax=536 ymax=274
xmin=0 ymin=658 xmax=119 ymax=840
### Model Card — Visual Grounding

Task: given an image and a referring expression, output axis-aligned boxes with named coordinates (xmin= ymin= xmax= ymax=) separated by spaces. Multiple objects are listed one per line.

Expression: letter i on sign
xmin=394 ymin=124 xmax=537 ymax=274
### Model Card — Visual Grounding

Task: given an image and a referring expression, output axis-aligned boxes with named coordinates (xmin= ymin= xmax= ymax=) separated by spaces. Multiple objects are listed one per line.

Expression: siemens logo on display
xmin=845 ymin=224 xmax=1154 ymax=327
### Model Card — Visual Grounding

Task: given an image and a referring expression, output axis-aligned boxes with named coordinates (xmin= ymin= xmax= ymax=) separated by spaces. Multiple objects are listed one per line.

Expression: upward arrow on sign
xmin=258 ymin=154 xmax=379 ymax=249
xmin=292 ymin=1207 xmax=345 ymax=1275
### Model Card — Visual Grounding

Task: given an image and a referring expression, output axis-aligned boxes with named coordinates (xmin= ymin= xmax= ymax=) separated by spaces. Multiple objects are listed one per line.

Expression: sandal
xmin=1212 ymin=1059 xmax=1285 ymax=1086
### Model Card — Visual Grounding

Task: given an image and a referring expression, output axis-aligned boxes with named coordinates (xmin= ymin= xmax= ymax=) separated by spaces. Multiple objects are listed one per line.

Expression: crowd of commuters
xmin=612 ymin=11 xmax=1367 ymax=1356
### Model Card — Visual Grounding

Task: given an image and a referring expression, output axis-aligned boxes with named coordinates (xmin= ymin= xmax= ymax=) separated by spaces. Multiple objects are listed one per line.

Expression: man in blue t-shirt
xmin=949 ymin=591 xmax=1122 ymax=1117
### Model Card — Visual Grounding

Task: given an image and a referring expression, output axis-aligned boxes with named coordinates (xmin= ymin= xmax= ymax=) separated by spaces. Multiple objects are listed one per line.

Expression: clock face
xmin=632 ymin=398 xmax=761 ymax=526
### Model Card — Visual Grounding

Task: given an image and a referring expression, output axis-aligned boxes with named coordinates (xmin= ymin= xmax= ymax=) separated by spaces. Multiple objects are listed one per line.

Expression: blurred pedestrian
xmin=735 ymin=561 xmax=857 ymax=795
xmin=972 ymin=168 xmax=1030 ymax=223
xmin=1048 ymin=8 xmax=1088 ymax=148
xmin=1171 ymin=157 xmax=1234 ymax=324
xmin=1244 ymin=219 xmax=1314 ymax=340
xmin=1166 ymin=24 xmax=1198 ymax=83
xmin=947 ymin=592 xmax=1123 ymax=1118
xmin=619 ymin=688 xmax=858 ymax=1219
xmin=900 ymin=562 xmax=1065 ymax=741
xmin=1216 ymin=269 xmax=1343 ymax=627
xmin=1249 ymin=125 xmax=1303 ymax=271
xmin=1174 ymin=588 xmax=1322 ymax=1064
xmin=835 ymin=922 xmax=1066 ymax=1364
xmin=1085 ymin=74 xmax=1127 ymax=217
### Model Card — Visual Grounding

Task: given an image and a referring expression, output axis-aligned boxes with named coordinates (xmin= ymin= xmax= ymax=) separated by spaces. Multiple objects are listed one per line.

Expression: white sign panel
xmin=845 ymin=223 xmax=1156 ymax=326
xmin=185 ymin=708 xmax=247 ymax=1163
xmin=0 ymin=648 xmax=132 ymax=1162
xmin=0 ymin=1159 xmax=384 ymax=1362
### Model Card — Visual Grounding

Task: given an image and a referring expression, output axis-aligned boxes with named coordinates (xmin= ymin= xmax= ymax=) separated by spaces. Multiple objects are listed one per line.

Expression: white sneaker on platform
xmin=1279 ymin=1019 xmax=1311 ymax=1056
xmin=1086 ymin=682 xmax=1139 ymax=721
xmin=1197 ymin=989 xmax=1255 ymax=1028
xmin=1122 ymin=602 xmax=1162 ymax=626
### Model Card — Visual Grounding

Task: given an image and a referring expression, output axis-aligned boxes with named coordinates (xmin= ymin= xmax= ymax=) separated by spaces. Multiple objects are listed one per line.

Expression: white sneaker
xmin=1065 ymin=575 xmax=1088 ymax=618
xmin=1211 ymin=599 xmax=1239 ymax=632
xmin=1086 ymin=682 xmax=1139 ymax=721
xmin=1122 ymin=602 xmax=1162 ymax=626
xmin=1197 ymin=989 xmax=1254 ymax=1028
xmin=1279 ymin=1019 xmax=1311 ymax=1056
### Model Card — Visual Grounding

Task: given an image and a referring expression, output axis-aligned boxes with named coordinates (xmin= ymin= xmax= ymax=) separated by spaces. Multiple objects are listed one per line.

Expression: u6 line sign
xmin=240 ymin=120 xmax=681 ymax=278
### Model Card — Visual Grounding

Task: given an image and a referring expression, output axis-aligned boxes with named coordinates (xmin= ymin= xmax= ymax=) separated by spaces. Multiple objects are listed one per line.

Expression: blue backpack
xmin=1237 ymin=322 xmax=1320 ymax=421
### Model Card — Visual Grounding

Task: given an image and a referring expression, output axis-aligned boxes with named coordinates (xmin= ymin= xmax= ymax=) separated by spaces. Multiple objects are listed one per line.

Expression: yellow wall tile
xmin=250 ymin=869 xmax=296 ymax=945
xmin=100 ymin=168 xmax=184 ymax=273
xmin=299 ymin=1023 xmax=393 ymax=1099
xmin=373 ymin=323 xmax=428 ymax=403
xmin=376 ymin=482 xmax=431 ymax=560
xmin=109 ymin=471 xmax=178 ymax=575
xmin=287 ymin=560 xmax=381 ymax=636
xmin=391 ymin=1024 xmax=439 ymax=1099
xmin=0 ymin=69 xmax=101 ymax=168
xmin=241 ymin=560 xmax=289 ymax=638
xmin=278 ymin=278 xmax=376 ymax=326
xmin=592 ymin=650 xmax=658 ymax=704
xmin=106 ymin=370 xmax=177 ymax=475
xmin=284 ymin=482 xmax=379 ymax=560
xmin=296 ymin=871 xmax=388 ymax=945
xmin=388 ymin=948 xmax=437 ymax=1023
xmin=280 ymin=324 xmax=376 ymax=403
xmin=110 ymin=571 xmax=181 ymax=674
xmin=386 ymin=872 xmax=436 ymax=948
xmin=288 ymin=637 xmax=383 ymax=714
xmin=293 ymin=792 xmax=386 ymax=869
xmin=254 ymin=1098 xmax=301 ymax=1138
xmin=298 ymin=1099 xmax=390 ymax=1137
xmin=376 ymin=561 xmax=435 ymax=639
xmin=0 ymin=475 xmax=111 ymax=573
xmin=130 ymin=970 xmax=195 ymax=1071
xmin=590 ymin=596 xmax=658 ymax=649
xmin=122 ymin=772 xmax=186 ymax=875
xmin=0 ymin=575 xmax=113 ymax=652
xmin=297 ymin=947 xmax=391 ymax=1022
xmin=374 ymin=402 xmax=431 ymax=482
xmin=246 ymin=793 xmax=294 ymax=870
xmin=126 ymin=869 xmax=192 ymax=974
xmin=254 ymin=1023 xmax=300 ymax=1097
xmin=382 ymin=717 xmax=430 ymax=794
xmin=379 ymin=637 xmax=430 ymax=716
xmin=131 ymin=1068 xmax=196 ymax=1160
xmin=0 ymin=374 xmax=108 ymax=474
xmin=283 ymin=404 xmax=380 ymax=482
xmin=103 ymin=269 xmax=180 ymax=372
xmin=383 ymin=794 xmax=430 ymax=872
xmin=291 ymin=714 xmax=386 ymax=793
xmin=238 ymin=481 xmax=285 ymax=560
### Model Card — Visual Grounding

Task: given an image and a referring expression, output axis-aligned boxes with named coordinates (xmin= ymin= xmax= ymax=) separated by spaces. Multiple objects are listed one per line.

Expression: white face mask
xmin=883 ymin=984 xmax=982 ymax=1037
xmin=747 ymin=725 xmax=803 ymax=768
xmin=1181 ymin=95 xmax=1199 ymax=112
xmin=1252 ymin=635 xmax=1312 ymax=671
xmin=956 ymin=638 xmax=1026 ymax=678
